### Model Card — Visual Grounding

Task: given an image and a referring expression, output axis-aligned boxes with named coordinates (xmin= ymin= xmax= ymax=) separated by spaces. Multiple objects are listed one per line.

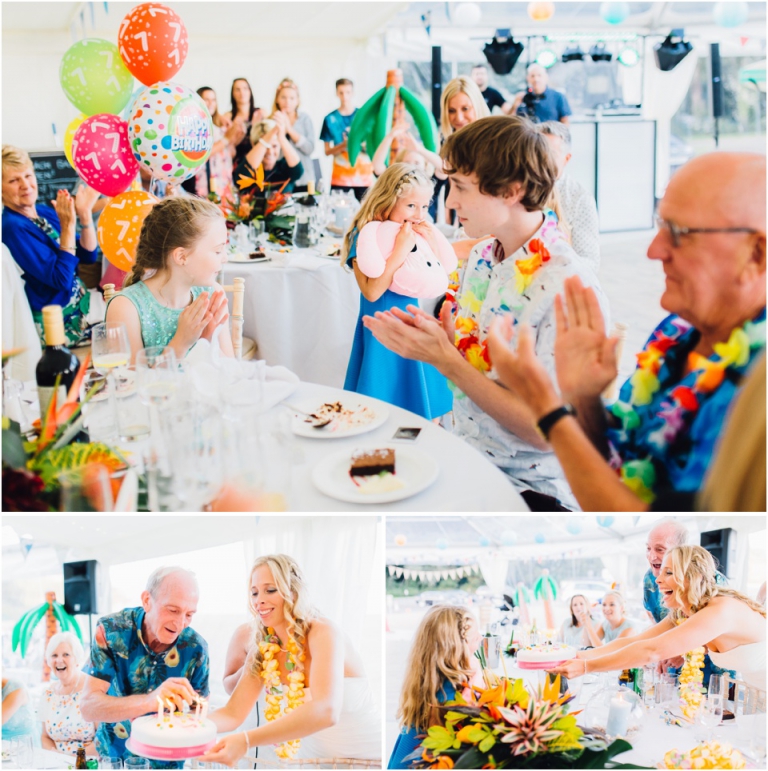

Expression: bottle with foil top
xmin=35 ymin=305 xmax=80 ymax=419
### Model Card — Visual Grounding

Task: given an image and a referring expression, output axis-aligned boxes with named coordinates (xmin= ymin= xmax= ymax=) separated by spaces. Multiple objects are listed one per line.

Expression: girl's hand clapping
xmin=200 ymin=289 xmax=230 ymax=342
xmin=172 ymin=291 xmax=213 ymax=353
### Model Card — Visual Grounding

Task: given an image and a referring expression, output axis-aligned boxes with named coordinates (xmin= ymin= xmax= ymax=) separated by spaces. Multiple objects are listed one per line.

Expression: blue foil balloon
xmin=534 ymin=533 xmax=546 ymax=544
xmin=501 ymin=530 xmax=517 ymax=546
xmin=479 ymin=536 xmax=490 ymax=547
xmin=597 ymin=516 xmax=615 ymax=528
xmin=600 ymin=1 xmax=630 ymax=24
xmin=437 ymin=538 xmax=448 ymax=550
xmin=566 ymin=519 xmax=582 ymax=535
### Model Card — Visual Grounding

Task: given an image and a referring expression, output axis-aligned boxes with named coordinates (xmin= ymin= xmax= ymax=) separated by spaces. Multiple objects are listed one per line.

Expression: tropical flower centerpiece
xmin=405 ymin=670 xmax=643 ymax=769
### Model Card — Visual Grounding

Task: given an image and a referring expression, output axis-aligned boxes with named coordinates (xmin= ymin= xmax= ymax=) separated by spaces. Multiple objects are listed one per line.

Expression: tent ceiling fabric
xmin=1 ymin=1 xmax=409 ymax=38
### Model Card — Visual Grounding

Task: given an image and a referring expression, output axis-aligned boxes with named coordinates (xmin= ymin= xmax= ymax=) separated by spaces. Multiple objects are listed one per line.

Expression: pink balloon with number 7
xmin=72 ymin=113 xmax=139 ymax=197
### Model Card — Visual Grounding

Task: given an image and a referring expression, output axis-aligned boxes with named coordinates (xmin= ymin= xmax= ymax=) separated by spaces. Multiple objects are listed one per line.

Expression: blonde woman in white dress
xmin=554 ymin=545 xmax=766 ymax=691
xmin=201 ymin=554 xmax=380 ymax=767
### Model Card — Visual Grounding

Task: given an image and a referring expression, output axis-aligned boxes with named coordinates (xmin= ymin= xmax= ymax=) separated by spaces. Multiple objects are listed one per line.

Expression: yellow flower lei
xmin=258 ymin=627 xmax=306 ymax=759
xmin=677 ymin=623 xmax=706 ymax=719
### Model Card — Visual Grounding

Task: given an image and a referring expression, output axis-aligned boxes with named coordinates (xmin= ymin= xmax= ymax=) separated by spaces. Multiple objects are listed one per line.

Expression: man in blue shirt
xmin=643 ymin=520 xmax=731 ymax=682
xmin=81 ymin=567 xmax=209 ymax=769
xmin=513 ymin=64 xmax=571 ymax=124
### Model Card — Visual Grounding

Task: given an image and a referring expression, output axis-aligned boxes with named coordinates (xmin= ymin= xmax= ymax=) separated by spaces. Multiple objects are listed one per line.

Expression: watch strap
xmin=537 ymin=404 xmax=576 ymax=440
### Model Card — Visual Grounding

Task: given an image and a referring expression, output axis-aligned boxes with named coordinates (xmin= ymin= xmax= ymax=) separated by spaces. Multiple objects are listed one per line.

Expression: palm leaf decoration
xmin=12 ymin=594 xmax=83 ymax=661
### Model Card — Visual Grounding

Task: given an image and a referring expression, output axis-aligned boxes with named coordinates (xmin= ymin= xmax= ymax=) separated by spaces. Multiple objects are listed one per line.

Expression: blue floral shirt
xmin=85 ymin=607 xmax=209 ymax=769
xmin=607 ymin=309 xmax=766 ymax=503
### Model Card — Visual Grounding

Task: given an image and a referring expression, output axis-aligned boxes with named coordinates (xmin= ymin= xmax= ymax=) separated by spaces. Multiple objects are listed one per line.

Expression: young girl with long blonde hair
xmin=201 ymin=555 xmax=380 ymax=767
xmin=388 ymin=605 xmax=482 ymax=768
xmin=343 ymin=163 xmax=457 ymax=419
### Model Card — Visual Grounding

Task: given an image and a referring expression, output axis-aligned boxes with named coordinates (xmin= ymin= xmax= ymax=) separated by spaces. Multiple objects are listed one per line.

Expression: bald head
xmin=146 ymin=566 xmax=199 ymax=601
xmin=646 ymin=520 xmax=688 ymax=577
xmin=668 ymin=153 xmax=766 ymax=232
xmin=527 ymin=64 xmax=548 ymax=94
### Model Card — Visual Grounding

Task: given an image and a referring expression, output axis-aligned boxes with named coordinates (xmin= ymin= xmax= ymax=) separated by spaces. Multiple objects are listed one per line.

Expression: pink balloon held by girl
xmin=105 ymin=197 xmax=233 ymax=364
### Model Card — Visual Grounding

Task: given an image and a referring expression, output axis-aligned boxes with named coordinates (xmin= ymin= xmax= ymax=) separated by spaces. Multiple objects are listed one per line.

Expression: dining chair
xmin=222 ymin=277 xmax=257 ymax=360
xmin=725 ymin=676 xmax=766 ymax=715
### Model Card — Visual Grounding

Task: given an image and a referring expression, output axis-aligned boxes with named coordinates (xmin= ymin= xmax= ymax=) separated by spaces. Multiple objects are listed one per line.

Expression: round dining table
xmin=220 ymin=241 xmax=360 ymax=388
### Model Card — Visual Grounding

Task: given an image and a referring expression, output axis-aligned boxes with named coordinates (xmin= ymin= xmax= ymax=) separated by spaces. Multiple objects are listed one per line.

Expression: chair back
xmin=725 ymin=676 xmax=766 ymax=715
xmin=222 ymin=277 xmax=245 ymax=359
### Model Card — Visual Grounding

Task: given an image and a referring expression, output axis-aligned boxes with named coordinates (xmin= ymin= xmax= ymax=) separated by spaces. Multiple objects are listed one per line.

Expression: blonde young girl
xmin=106 ymin=197 xmax=233 ymax=363
xmin=388 ymin=605 xmax=482 ymax=769
xmin=200 ymin=555 xmax=380 ymax=766
xmin=342 ymin=163 xmax=457 ymax=419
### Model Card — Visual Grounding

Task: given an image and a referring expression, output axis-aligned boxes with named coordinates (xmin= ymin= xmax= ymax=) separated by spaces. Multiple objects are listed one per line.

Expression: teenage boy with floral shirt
xmin=363 ymin=115 xmax=608 ymax=511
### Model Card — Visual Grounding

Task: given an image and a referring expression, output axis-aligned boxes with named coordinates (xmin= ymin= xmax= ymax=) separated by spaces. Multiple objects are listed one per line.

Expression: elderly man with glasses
xmin=483 ymin=152 xmax=766 ymax=511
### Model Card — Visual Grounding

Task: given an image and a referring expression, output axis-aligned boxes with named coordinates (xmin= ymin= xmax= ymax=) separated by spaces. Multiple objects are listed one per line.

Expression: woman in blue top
xmin=2 ymin=678 xmax=37 ymax=742
xmin=1 ymin=145 xmax=101 ymax=346
xmin=388 ymin=605 xmax=481 ymax=769
xmin=342 ymin=164 xmax=454 ymax=420
xmin=106 ymin=197 xmax=233 ymax=363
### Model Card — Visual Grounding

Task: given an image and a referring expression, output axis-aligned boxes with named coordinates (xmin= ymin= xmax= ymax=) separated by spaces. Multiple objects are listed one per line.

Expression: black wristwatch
xmin=537 ymin=404 xmax=576 ymax=440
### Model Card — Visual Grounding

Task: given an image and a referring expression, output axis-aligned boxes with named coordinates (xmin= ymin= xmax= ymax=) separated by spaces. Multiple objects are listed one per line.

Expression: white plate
xmin=311 ymin=444 xmax=439 ymax=504
xmin=227 ymin=253 xmax=272 ymax=263
xmin=290 ymin=397 xmax=388 ymax=438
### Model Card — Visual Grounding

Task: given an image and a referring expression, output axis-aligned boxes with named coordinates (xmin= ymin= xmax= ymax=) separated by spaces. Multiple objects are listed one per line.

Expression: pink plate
xmin=517 ymin=659 xmax=569 ymax=670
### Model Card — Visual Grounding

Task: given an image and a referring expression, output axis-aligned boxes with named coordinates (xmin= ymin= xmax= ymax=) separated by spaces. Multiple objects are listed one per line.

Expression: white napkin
xmin=184 ymin=339 xmax=299 ymax=412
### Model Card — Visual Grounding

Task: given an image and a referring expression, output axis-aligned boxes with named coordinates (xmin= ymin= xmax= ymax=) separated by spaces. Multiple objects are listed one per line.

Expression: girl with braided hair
xmin=554 ymin=545 xmax=766 ymax=690
xmin=202 ymin=555 xmax=380 ymax=766
xmin=342 ymin=162 xmax=457 ymax=420
xmin=389 ymin=605 xmax=483 ymax=768
xmin=106 ymin=197 xmax=233 ymax=363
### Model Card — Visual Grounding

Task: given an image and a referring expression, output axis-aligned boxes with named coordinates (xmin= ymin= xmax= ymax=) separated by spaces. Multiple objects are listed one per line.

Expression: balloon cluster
xmin=58 ymin=3 xmax=213 ymax=271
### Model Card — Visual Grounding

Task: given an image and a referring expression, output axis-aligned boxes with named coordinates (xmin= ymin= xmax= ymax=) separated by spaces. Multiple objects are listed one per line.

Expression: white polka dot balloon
xmin=128 ymin=82 xmax=213 ymax=185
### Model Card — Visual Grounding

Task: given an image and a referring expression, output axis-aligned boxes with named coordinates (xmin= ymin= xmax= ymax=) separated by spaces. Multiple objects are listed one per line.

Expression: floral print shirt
xmin=85 ymin=607 xmax=209 ymax=769
xmin=39 ymin=685 xmax=96 ymax=755
xmin=451 ymin=210 xmax=609 ymax=509
xmin=607 ymin=309 xmax=766 ymax=503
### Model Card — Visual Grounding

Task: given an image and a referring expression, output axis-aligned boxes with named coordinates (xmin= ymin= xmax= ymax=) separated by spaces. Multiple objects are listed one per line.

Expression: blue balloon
xmin=479 ymin=536 xmax=490 ymax=547
xmin=436 ymin=538 xmax=448 ymax=550
xmin=501 ymin=530 xmax=517 ymax=546
xmin=600 ymin=1 xmax=630 ymax=24
xmin=597 ymin=516 xmax=615 ymax=528
xmin=713 ymin=1 xmax=748 ymax=27
xmin=534 ymin=533 xmax=546 ymax=544
xmin=566 ymin=519 xmax=582 ymax=535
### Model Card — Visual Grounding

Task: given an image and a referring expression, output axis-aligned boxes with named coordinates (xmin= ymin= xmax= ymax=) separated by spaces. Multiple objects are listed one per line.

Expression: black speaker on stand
xmin=64 ymin=560 xmax=100 ymax=646
xmin=711 ymin=43 xmax=723 ymax=147
xmin=700 ymin=528 xmax=735 ymax=577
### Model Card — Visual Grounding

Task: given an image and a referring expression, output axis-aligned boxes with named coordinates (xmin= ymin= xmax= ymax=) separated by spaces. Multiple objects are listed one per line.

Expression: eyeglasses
xmin=655 ymin=215 xmax=758 ymax=248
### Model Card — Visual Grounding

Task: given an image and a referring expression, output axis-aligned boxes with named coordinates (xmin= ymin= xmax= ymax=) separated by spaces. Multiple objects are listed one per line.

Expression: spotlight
xmin=483 ymin=29 xmax=525 ymax=75
xmin=536 ymin=49 xmax=558 ymax=68
xmin=561 ymin=45 xmax=585 ymax=63
xmin=654 ymin=28 xmax=692 ymax=71
xmin=618 ymin=46 xmax=639 ymax=66
xmin=589 ymin=42 xmax=613 ymax=62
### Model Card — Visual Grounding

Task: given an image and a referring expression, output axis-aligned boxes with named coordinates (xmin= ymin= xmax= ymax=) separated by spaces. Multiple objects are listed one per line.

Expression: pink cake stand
xmin=125 ymin=737 xmax=215 ymax=761
xmin=517 ymin=659 xmax=570 ymax=670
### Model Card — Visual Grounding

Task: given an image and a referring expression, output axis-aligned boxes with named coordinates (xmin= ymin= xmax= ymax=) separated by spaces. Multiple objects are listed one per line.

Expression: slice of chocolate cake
xmin=350 ymin=448 xmax=395 ymax=477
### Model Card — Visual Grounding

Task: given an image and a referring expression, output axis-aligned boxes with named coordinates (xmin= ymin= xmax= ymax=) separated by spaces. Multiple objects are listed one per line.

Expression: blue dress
xmin=2 ymin=680 xmax=37 ymax=742
xmin=388 ymin=680 xmax=456 ymax=769
xmin=344 ymin=235 xmax=452 ymax=420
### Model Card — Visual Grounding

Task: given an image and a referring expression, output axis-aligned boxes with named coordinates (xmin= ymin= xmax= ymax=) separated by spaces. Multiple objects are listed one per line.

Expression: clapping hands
xmin=201 ymin=289 xmax=230 ymax=342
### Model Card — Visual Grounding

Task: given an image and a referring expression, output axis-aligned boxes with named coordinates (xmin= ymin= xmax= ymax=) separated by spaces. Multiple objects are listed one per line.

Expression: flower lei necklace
xmin=258 ymin=627 xmax=306 ymax=759
xmin=676 ymin=619 xmax=706 ymax=719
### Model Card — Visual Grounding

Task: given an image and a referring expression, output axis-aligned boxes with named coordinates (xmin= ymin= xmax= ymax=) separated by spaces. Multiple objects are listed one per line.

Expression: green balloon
xmin=60 ymin=38 xmax=134 ymax=116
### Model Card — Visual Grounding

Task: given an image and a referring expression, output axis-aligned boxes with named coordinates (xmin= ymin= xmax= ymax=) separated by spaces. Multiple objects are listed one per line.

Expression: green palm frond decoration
xmin=12 ymin=595 xmax=83 ymax=659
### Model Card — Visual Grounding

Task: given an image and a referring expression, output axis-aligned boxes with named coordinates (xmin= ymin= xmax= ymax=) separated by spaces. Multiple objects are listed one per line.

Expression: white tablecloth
xmin=1 ymin=748 xmax=72 ymax=769
xmin=221 ymin=244 xmax=360 ymax=388
xmin=273 ymin=382 xmax=528 ymax=512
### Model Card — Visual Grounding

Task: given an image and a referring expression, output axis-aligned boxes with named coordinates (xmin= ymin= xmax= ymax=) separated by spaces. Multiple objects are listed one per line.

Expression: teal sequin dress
xmin=107 ymin=282 xmax=212 ymax=351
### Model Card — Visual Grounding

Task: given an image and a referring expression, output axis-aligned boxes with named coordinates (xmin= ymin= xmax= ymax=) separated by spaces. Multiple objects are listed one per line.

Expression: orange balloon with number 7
xmin=97 ymin=190 xmax=158 ymax=272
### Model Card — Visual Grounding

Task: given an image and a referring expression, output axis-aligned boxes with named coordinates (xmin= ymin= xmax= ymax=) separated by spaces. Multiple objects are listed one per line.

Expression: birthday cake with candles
xmin=127 ymin=703 xmax=216 ymax=761
xmin=516 ymin=642 xmax=577 ymax=669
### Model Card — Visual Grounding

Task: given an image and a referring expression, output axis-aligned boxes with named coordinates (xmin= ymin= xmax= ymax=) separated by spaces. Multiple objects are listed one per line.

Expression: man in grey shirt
xmin=540 ymin=122 xmax=600 ymax=272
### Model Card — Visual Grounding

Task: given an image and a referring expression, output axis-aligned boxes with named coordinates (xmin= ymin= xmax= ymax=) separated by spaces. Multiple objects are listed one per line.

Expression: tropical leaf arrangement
xmin=2 ymin=351 xmax=127 ymax=511
xmin=347 ymin=70 xmax=439 ymax=167
xmin=403 ymin=671 xmax=646 ymax=769
xmin=12 ymin=596 xmax=83 ymax=659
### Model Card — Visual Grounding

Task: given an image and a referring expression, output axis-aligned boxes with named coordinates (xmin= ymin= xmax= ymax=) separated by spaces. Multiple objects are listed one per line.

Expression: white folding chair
xmin=725 ymin=676 xmax=766 ymax=715
xmin=222 ymin=277 xmax=257 ymax=361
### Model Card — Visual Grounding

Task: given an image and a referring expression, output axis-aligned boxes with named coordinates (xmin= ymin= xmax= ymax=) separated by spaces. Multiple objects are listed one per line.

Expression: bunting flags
xmin=386 ymin=563 xmax=479 ymax=583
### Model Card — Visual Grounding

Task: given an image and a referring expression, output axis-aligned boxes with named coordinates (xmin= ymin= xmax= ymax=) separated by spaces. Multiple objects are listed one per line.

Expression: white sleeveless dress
xmin=708 ymin=641 xmax=766 ymax=690
xmin=254 ymin=677 xmax=381 ymax=765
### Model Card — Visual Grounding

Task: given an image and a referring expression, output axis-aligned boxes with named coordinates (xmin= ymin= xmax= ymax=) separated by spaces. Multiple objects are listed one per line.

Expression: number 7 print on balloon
xmin=133 ymin=31 xmax=149 ymax=52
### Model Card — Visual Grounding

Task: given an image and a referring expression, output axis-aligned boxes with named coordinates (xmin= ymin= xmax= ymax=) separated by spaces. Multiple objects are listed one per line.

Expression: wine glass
xmin=708 ymin=674 xmax=724 ymax=707
xmin=640 ymin=665 xmax=656 ymax=709
xmin=696 ymin=696 xmax=723 ymax=741
xmin=91 ymin=322 xmax=131 ymax=435
xmin=136 ymin=347 xmax=178 ymax=407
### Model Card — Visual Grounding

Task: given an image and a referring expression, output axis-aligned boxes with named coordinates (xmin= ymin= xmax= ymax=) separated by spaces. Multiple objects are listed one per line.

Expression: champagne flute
xmin=91 ymin=322 xmax=131 ymax=435
xmin=136 ymin=346 xmax=178 ymax=406
xmin=708 ymin=674 xmax=724 ymax=706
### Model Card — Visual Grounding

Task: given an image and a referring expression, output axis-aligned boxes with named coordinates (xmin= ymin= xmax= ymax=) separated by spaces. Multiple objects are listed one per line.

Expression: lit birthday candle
xmin=157 ymin=695 xmax=163 ymax=722
xmin=200 ymin=697 xmax=209 ymax=721
xmin=165 ymin=699 xmax=174 ymax=721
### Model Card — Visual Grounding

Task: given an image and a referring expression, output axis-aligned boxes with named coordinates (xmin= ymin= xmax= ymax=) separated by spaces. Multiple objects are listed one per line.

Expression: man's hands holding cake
xmin=150 ymin=677 xmax=198 ymax=712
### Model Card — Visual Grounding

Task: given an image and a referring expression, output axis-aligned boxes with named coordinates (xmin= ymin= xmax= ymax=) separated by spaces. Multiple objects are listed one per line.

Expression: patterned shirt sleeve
xmin=85 ymin=621 xmax=117 ymax=683
xmin=186 ymin=639 xmax=210 ymax=698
